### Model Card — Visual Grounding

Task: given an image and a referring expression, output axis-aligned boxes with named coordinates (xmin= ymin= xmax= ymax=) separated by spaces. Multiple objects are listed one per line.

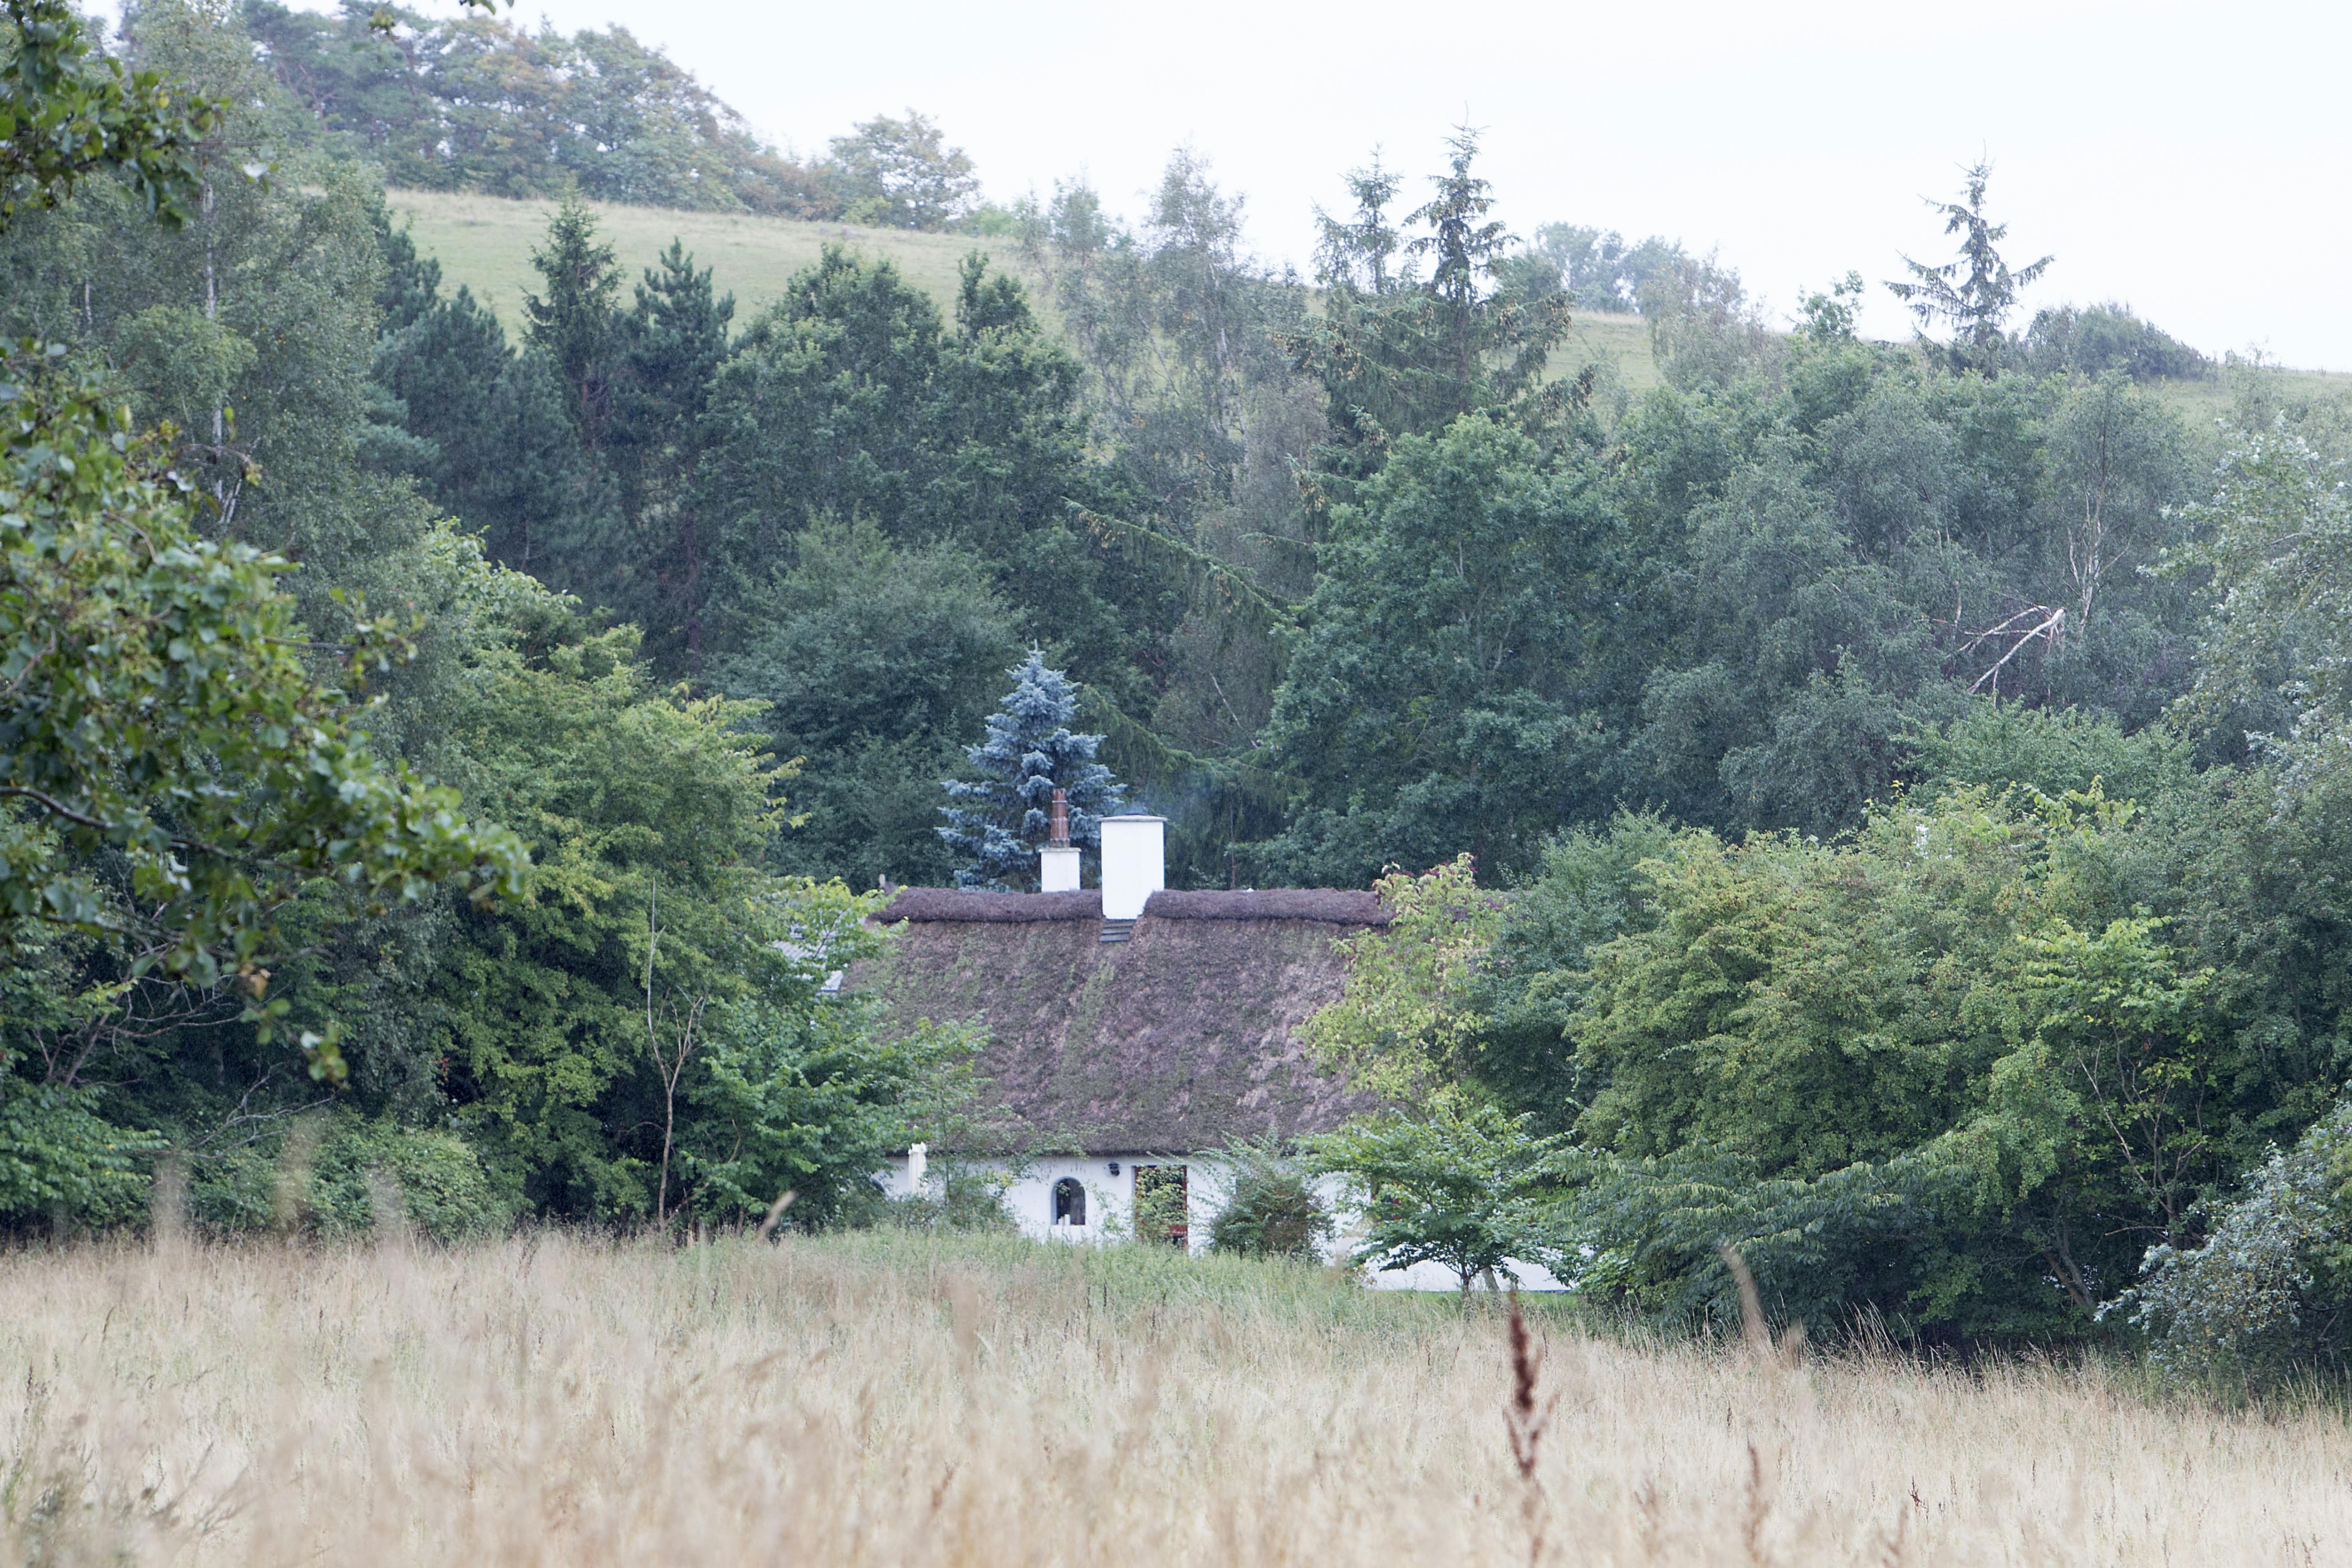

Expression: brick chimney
xmin=1039 ymin=787 xmax=1080 ymax=892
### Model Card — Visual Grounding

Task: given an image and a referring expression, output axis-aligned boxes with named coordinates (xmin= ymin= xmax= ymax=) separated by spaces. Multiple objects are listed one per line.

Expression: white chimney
xmin=1039 ymin=788 xmax=1080 ymax=892
xmin=1099 ymin=814 xmax=1165 ymax=921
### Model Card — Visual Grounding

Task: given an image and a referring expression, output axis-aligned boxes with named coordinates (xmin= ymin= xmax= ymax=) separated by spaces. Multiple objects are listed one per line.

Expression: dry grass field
xmin=4 ymin=1229 xmax=2347 ymax=1566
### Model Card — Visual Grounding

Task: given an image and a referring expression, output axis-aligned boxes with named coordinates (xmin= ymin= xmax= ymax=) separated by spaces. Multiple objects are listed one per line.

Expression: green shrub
xmin=183 ymin=1114 xmax=514 ymax=1242
xmin=881 ymin=1166 xmax=1017 ymax=1234
xmin=183 ymin=1142 xmax=279 ymax=1234
xmin=0 ymin=1075 xmax=159 ymax=1229
xmin=1207 ymin=1140 xmax=1334 ymax=1261
xmin=2113 ymin=1097 xmax=2352 ymax=1389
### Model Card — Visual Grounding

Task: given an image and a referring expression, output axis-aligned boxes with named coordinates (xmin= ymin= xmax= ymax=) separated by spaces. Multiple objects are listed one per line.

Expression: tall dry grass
xmin=1 ymin=1228 xmax=2344 ymax=1565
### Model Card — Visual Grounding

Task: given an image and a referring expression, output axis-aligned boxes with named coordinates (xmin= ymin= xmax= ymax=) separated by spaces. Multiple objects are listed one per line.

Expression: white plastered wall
xmin=876 ymin=1152 xmax=1566 ymax=1290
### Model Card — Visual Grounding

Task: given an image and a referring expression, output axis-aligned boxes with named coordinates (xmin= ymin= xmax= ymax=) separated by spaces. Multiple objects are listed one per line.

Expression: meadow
xmin=388 ymin=186 xmax=2352 ymax=419
xmin=383 ymin=188 xmax=998 ymax=324
xmin=382 ymin=186 xmax=1666 ymax=392
xmin=5 ymin=1228 xmax=2346 ymax=1566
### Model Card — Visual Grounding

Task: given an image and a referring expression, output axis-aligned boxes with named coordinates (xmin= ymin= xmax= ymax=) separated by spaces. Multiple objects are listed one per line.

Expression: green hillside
xmin=389 ymin=188 xmax=2352 ymax=419
xmin=1549 ymin=309 xmax=1661 ymax=396
xmin=389 ymin=188 xmax=1672 ymax=393
xmin=385 ymin=188 xmax=1004 ymax=325
xmin=2150 ymin=361 xmax=2352 ymax=419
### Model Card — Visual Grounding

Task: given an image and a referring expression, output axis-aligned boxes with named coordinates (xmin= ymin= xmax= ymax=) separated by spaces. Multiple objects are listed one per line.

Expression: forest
xmin=5 ymin=0 xmax=2351 ymax=1386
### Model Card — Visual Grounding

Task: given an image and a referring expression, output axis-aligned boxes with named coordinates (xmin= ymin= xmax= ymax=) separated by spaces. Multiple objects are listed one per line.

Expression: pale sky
xmin=314 ymin=1 xmax=2350 ymax=367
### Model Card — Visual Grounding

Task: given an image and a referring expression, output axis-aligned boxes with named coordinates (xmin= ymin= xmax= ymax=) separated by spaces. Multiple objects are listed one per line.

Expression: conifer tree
xmin=523 ymin=195 xmax=624 ymax=454
xmin=1287 ymin=130 xmax=1575 ymax=510
xmin=1886 ymin=162 xmax=2051 ymax=377
xmin=610 ymin=239 xmax=733 ymax=662
xmin=369 ymin=199 xmax=443 ymax=338
xmin=374 ymin=284 xmax=602 ymax=579
xmin=614 ymin=239 xmax=733 ymax=502
xmin=938 ymin=651 xmax=1124 ymax=889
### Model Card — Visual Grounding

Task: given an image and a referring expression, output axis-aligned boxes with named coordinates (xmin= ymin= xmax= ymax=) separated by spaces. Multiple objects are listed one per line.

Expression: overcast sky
xmin=328 ymin=0 xmax=2348 ymax=366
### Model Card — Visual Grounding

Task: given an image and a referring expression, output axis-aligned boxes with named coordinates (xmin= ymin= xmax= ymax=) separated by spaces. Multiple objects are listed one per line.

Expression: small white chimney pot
xmin=1039 ymin=844 xmax=1081 ymax=892
xmin=1099 ymin=814 xmax=1166 ymax=921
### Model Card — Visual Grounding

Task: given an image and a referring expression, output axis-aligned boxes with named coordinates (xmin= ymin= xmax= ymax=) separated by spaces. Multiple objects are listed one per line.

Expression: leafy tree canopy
xmin=826 ymin=110 xmax=980 ymax=232
xmin=0 ymin=0 xmax=218 ymax=233
xmin=1308 ymin=1097 xmax=1571 ymax=1299
xmin=0 ymin=330 xmax=524 ymax=1079
xmin=712 ymin=519 xmax=1019 ymax=891
xmin=242 ymin=1 xmax=833 ymax=216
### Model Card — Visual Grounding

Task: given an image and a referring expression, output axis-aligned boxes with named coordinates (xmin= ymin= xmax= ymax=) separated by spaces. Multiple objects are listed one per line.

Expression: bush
xmin=2023 ymin=304 xmax=2211 ymax=381
xmin=1207 ymin=1139 xmax=1334 ymax=1261
xmin=1563 ymin=1143 xmax=1968 ymax=1338
xmin=0 ymin=1075 xmax=158 ymax=1229
xmin=879 ymin=1166 xmax=1018 ymax=1234
xmin=309 ymin=1118 xmax=517 ymax=1241
xmin=2113 ymin=1098 xmax=2352 ymax=1388
xmin=183 ymin=1114 xmax=515 ymax=1242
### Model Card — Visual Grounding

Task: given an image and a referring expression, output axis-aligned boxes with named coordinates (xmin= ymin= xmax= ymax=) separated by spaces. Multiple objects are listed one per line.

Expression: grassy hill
xmin=390 ymin=188 xmax=2348 ymax=421
xmin=385 ymin=188 xmax=1002 ymax=326
xmin=2148 ymin=360 xmax=2352 ymax=422
xmin=387 ymin=188 xmax=1671 ymax=393
xmin=1550 ymin=309 xmax=1662 ymax=397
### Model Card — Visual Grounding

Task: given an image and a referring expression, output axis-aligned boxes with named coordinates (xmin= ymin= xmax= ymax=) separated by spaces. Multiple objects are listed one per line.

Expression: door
xmin=1132 ymin=1164 xmax=1188 ymax=1248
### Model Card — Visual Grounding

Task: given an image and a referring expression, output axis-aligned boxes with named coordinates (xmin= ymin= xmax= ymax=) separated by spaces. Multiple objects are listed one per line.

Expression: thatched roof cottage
xmin=856 ymin=812 xmax=1390 ymax=1250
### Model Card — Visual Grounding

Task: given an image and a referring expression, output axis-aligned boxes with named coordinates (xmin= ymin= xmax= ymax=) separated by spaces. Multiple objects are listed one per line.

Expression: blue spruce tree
xmin=939 ymin=651 xmax=1124 ymax=889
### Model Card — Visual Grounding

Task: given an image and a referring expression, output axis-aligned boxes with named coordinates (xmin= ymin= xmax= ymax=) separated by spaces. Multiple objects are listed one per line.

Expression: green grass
xmin=2145 ymin=363 xmax=2352 ymax=425
xmin=391 ymin=188 xmax=2341 ymax=428
xmin=386 ymin=187 xmax=1011 ymax=325
xmin=1551 ymin=309 xmax=1664 ymax=399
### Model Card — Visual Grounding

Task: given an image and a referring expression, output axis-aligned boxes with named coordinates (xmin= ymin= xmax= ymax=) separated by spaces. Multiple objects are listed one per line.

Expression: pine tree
xmin=374 ymin=286 xmax=603 ymax=578
xmin=1287 ymin=130 xmax=1574 ymax=509
xmin=369 ymin=199 xmax=443 ymax=338
xmin=938 ymin=651 xmax=1124 ymax=890
xmin=610 ymin=239 xmax=733 ymax=663
xmin=523 ymin=195 xmax=625 ymax=455
xmin=1886 ymin=162 xmax=2052 ymax=377
xmin=615 ymin=239 xmax=734 ymax=500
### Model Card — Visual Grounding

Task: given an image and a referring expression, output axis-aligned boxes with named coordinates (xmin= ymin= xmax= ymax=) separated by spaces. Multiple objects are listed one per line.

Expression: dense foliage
xmin=1 ymin=0 xmax=216 ymax=229
xmin=0 ymin=351 xmax=526 ymax=1024
xmin=1203 ymin=1137 xmax=1335 ymax=1261
xmin=0 ymin=1 xmax=980 ymax=1235
xmin=245 ymin=2 xmax=990 ymax=228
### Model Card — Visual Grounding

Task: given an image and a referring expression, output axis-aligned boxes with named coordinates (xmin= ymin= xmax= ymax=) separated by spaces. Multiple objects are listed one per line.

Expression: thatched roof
xmin=879 ymin=888 xmax=1102 ymax=923
xmin=855 ymin=889 xmax=1390 ymax=1151
xmin=874 ymin=887 xmax=1389 ymax=926
xmin=1142 ymin=888 xmax=1390 ymax=926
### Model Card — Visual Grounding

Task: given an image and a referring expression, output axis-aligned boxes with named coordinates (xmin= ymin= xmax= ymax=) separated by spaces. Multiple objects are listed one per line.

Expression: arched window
xmin=1051 ymin=1177 xmax=1086 ymax=1226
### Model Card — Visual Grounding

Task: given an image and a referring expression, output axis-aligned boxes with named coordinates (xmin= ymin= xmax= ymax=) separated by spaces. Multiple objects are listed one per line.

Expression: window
xmin=1051 ymin=1176 xmax=1086 ymax=1227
